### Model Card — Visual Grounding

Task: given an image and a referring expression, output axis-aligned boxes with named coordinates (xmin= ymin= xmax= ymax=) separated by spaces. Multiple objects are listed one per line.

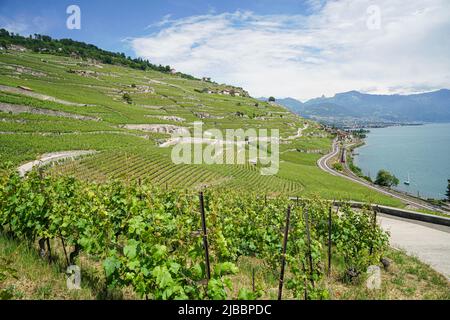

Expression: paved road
xmin=317 ymin=140 xmax=447 ymax=214
xmin=378 ymin=214 xmax=450 ymax=280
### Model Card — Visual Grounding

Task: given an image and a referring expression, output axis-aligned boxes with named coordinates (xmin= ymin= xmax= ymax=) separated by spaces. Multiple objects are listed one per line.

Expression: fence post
xmin=278 ymin=205 xmax=291 ymax=300
xmin=199 ymin=192 xmax=211 ymax=282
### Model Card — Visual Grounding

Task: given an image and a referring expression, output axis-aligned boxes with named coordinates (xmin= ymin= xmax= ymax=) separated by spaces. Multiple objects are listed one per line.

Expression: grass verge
xmin=230 ymin=248 xmax=449 ymax=300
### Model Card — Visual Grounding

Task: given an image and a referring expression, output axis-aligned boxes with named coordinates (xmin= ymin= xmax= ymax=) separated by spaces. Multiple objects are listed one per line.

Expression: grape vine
xmin=0 ymin=169 xmax=389 ymax=299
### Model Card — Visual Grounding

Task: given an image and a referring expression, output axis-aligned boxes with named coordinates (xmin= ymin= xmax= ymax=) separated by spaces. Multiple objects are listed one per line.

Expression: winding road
xmin=317 ymin=140 xmax=448 ymax=214
xmin=316 ymin=140 xmax=450 ymax=279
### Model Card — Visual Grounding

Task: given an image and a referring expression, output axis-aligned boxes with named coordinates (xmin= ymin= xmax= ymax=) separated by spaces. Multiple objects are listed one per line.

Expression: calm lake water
xmin=354 ymin=123 xmax=450 ymax=199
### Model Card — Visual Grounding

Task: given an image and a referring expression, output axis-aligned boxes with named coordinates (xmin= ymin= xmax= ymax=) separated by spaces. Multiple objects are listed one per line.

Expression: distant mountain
xmin=275 ymin=89 xmax=450 ymax=125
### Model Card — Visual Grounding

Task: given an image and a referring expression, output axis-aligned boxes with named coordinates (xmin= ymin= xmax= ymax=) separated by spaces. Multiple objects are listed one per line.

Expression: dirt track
xmin=0 ymin=84 xmax=94 ymax=107
xmin=17 ymin=150 xmax=97 ymax=177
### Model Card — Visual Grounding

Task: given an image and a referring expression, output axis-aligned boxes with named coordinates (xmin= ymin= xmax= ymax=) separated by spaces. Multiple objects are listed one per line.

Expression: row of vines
xmin=0 ymin=169 xmax=389 ymax=299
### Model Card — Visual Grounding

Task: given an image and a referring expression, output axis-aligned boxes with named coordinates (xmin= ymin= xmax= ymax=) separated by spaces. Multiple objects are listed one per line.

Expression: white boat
xmin=403 ymin=172 xmax=410 ymax=185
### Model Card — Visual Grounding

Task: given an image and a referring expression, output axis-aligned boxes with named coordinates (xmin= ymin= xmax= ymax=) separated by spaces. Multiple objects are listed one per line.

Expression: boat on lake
xmin=404 ymin=172 xmax=410 ymax=185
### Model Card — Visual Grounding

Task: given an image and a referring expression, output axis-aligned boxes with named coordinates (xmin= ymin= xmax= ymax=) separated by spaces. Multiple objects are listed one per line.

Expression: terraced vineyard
xmin=50 ymin=151 xmax=304 ymax=194
xmin=0 ymin=38 xmax=403 ymax=206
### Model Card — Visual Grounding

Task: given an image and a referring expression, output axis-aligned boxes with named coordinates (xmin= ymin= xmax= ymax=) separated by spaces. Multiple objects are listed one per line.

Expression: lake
xmin=353 ymin=123 xmax=450 ymax=199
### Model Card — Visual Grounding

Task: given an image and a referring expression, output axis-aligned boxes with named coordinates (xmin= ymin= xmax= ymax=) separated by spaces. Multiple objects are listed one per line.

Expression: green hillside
xmin=0 ymin=41 xmax=402 ymax=206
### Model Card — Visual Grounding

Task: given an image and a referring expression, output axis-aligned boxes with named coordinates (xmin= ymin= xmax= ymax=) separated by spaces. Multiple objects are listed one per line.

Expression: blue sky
xmin=1 ymin=0 xmax=449 ymax=100
xmin=0 ymin=0 xmax=319 ymax=57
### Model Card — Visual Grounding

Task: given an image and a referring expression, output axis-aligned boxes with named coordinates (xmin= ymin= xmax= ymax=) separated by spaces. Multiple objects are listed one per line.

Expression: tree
xmin=446 ymin=179 xmax=450 ymax=202
xmin=374 ymin=170 xmax=399 ymax=188
xmin=268 ymin=96 xmax=276 ymax=102
xmin=0 ymin=40 xmax=7 ymax=51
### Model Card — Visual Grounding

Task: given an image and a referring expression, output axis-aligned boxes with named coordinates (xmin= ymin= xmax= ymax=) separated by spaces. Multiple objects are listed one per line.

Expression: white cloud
xmin=0 ymin=15 xmax=49 ymax=36
xmin=0 ymin=16 xmax=29 ymax=34
xmin=129 ymin=0 xmax=450 ymax=101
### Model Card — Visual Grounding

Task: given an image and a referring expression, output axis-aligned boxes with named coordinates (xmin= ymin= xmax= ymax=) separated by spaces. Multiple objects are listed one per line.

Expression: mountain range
xmin=264 ymin=89 xmax=450 ymax=126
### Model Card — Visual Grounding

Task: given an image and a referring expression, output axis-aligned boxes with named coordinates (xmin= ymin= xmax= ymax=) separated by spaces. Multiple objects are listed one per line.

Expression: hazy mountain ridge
xmin=270 ymin=89 xmax=450 ymax=125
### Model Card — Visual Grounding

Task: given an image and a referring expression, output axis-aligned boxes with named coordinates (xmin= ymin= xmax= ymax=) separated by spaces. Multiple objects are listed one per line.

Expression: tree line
xmin=0 ymin=29 xmax=197 ymax=80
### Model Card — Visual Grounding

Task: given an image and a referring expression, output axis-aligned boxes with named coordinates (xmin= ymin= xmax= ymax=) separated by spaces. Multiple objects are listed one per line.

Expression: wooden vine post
xmin=199 ymin=192 xmax=211 ymax=282
xmin=278 ymin=205 xmax=291 ymax=300
xmin=38 ymin=167 xmax=52 ymax=261
xmin=304 ymin=207 xmax=315 ymax=288
xmin=327 ymin=204 xmax=332 ymax=276
xmin=301 ymin=261 xmax=308 ymax=300
xmin=252 ymin=268 xmax=256 ymax=293
xmin=370 ymin=205 xmax=379 ymax=256
xmin=60 ymin=230 xmax=70 ymax=267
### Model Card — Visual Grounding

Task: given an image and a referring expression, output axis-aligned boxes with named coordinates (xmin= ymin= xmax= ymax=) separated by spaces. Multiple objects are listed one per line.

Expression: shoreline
xmin=345 ymin=121 xmax=450 ymax=130
xmin=350 ymin=128 xmax=446 ymax=202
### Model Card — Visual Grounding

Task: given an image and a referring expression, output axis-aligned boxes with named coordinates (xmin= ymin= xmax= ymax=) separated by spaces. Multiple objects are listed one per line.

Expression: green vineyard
xmin=49 ymin=151 xmax=305 ymax=193
xmin=0 ymin=169 xmax=389 ymax=299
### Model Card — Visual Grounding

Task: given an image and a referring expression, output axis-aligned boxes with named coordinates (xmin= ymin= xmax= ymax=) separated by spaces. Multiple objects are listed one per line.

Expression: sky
xmin=1 ymin=0 xmax=449 ymax=101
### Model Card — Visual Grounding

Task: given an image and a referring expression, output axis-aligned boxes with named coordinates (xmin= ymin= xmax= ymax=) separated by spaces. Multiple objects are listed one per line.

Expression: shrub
xmin=375 ymin=170 xmax=399 ymax=187
xmin=122 ymin=93 xmax=132 ymax=104
xmin=332 ymin=163 xmax=343 ymax=171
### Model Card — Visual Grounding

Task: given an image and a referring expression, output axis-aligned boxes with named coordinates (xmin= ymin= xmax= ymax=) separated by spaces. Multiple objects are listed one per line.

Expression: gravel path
xmin=17 ymin=150 xmax=97 ymax=177
xmin=285 ymin=124 xmax=308 ymax=140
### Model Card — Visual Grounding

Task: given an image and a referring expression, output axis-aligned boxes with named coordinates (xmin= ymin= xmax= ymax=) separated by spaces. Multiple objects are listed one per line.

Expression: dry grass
xmin=0 ymin=234 xmax=138 ymax=300
xmin=229 ymin=249 xmax=449 ymax=300
xmin=0 ymin=235 xmax=94 ymax=299
xmin=1 ymin=233 xmax=448 ymax=300
xmin=325 ymin=248 xmax=449 ymax=300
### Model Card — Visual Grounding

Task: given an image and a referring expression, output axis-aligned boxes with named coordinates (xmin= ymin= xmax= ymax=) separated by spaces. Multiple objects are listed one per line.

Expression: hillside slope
xmin=0 ymin=42 xmax=402 ymax=206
